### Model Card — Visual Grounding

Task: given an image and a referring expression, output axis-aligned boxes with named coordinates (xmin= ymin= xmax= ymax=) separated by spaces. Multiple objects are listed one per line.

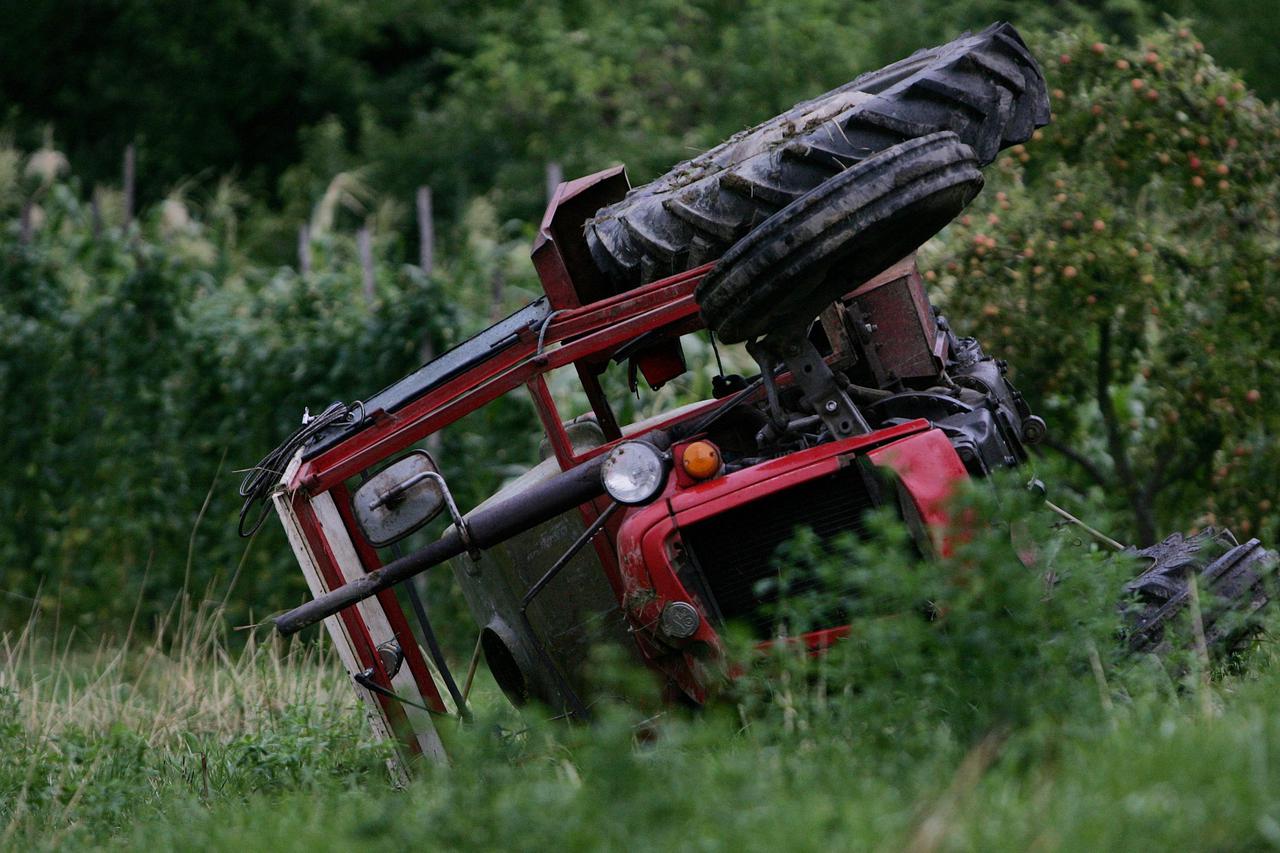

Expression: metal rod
xmin=354 ymin=668 xmax=444 ymax=716
xmin=404 ymin=577 xmax=469 ymax=719
xmin=274 ymin=433 xmax=670 ymax=636
xmin=517 ymin=503 xmax=621 ymax=721
xmin=461 ymin=632 xmax=483 ymax=703
xmin=1045 ymin=499 xmax=1126 ymax=551
xmin=523 ymin=502 xmax=621 ymax=610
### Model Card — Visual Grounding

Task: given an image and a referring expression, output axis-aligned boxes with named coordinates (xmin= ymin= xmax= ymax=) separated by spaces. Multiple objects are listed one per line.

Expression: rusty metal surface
xmin=842 ymin=255 xmax=940 ymax=387
xmin=533 ymin=165 xmax=631 ymax=309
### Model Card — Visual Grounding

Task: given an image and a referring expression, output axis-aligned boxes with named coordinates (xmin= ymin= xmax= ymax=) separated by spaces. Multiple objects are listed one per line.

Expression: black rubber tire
xmin=1123 ymin=528 xmax=1277 ymax=656
xmin=585 ymin=22 xmax=1048 ymax=288
xmin=695 ymin=131 xmax=983 ymax=343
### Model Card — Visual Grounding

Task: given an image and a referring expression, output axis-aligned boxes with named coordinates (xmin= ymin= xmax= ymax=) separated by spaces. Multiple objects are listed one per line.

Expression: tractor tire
xmin=585 ymin=22 xmax=1048 ymax=288
xmin=1123 ymin=528 xmax=1277 ymax=656
xmin=695 ymin=131 xmax=983 ymax=343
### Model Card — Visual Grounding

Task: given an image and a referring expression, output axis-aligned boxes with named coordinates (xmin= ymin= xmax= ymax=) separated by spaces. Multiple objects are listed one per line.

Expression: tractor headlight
xmin=600 ymin=441 xmax=668 ymax=505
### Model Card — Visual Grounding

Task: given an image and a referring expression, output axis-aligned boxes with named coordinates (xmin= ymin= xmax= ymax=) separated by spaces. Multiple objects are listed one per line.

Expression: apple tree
xmin=927 ymin=24 xmax=1280 ymax=545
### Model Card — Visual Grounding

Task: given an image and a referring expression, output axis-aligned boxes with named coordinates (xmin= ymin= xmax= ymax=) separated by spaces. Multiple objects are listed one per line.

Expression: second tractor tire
xmin=696 ymin=131 xmax=983 ymax=343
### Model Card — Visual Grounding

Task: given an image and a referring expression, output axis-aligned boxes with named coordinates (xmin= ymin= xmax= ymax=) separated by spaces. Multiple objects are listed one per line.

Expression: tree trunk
xmin=1096 ymin=320 xmax=1157 ymax=545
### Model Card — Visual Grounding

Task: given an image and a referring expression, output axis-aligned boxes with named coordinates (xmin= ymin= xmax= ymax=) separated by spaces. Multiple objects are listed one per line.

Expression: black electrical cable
xmin=708 ymin=330 xmax=726 ymax=379
xmin=392 ymin=539 xmax=470 ymax=720
xmin=237 ymin=401 xmax=362 ymax=538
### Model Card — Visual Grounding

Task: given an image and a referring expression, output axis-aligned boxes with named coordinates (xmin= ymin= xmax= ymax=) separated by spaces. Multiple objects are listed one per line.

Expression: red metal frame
xmin=281 ymin=168 xmax=972 ymax=753
xmin=292 ymin=264 xmax=709 ymax=495
xmin=291 ymin=493 xmax=424 ymax=755
xmin=278 ymin=226 xmax=719 ymax=759
xmin=330 ymin=483 xmax=450 ymax=715
xmin=607 ymin=419 xmax=969 ymax=701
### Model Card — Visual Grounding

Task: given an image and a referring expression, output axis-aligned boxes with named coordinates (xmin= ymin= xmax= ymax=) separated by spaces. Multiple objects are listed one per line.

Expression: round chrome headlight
xmin=600 ymin=441 xmax=668 ymax=505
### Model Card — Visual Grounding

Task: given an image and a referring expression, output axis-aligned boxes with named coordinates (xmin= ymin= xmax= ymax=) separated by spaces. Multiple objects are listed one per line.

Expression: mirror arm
xmin=367 ymin=470 xmax=434 ymax=510
xmin=369 ymin=469 xmax=479 ymax=558
xmin=273 ymin=431 xmax=670 ymax=637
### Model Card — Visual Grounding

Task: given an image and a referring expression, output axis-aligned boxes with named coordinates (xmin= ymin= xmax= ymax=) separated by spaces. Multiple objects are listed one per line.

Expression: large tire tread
xmin=1124 ymin=528 xmax=1277 ymax=656
xmin=696 ymin=132 xmax=982 ymax=342
xmin=585 ymin=22 xmax=1048 ymax=289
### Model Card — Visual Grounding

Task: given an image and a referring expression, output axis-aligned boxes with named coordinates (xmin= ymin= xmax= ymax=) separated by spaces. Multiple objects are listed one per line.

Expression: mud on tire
xmin=585 ymin=21 xmax=1049 ymax=288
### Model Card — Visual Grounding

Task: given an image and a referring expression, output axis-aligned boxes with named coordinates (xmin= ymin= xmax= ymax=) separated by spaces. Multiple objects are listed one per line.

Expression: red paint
xmin=295 ymin=270 xmax=706 ymax=494
xmin=610 ymin=421 xmax=939 ymax=702
xmin=330 ymin=483 xmax=450 ymax=715
xmin=866 ymin=429 xmax=970 ymax=555
xmin=283 ymin=176 xmax=973 ymax=713
xmin=293 ymin=493 xmax=422 ymax=756
xmin=757 ymin=625 xmax=853 ymax=654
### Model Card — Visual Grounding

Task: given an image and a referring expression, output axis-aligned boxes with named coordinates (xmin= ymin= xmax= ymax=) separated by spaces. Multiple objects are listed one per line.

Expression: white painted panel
xmin=271 ymin=453 xmax=417 ymax=781
xmin=312 ymin=491 xmax=448 ymax=763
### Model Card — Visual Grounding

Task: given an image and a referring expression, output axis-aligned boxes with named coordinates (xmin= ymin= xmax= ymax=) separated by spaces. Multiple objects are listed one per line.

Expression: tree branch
xmin=1037 ymin=438 xmax=1110 ymax=489
xmin=1096 ymin=320 xmax=1157 ymax=545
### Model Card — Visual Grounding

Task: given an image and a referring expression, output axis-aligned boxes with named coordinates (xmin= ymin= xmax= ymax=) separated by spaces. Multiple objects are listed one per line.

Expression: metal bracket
xmin=368 ymin=468 xmax=481 ymax=561
xmin=751 ymin=328 xmax=870 ymax=439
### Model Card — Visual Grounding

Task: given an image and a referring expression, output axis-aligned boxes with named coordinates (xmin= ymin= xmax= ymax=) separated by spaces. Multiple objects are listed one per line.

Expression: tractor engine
xmin=698 ymin=255 xmax=1044 ymax=484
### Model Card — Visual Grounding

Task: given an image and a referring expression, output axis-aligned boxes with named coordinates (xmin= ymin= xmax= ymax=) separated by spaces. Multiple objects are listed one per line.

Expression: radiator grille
xmin=679 ymin=465 xmax=877 ymax=637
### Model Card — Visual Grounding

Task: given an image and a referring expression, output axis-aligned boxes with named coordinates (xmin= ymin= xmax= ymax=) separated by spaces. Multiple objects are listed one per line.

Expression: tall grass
xmin=5 ymin=478 xmax=1280 ymax=851
xmin=0 ymin=594 xmax=390 ymax=849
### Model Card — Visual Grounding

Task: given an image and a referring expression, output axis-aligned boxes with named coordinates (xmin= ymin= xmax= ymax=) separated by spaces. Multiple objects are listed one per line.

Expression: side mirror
xmin=353 ymin=451 xmax=448 ymax=547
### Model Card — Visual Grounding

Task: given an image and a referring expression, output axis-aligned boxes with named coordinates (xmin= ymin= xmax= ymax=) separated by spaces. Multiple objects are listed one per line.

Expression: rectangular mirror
xmin=353 ymin=450 xmax=447 ymax=547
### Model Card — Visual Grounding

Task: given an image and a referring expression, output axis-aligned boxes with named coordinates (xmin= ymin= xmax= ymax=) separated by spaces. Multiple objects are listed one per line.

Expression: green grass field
xmin=6 ymin=493 xmax=1280 ymax=851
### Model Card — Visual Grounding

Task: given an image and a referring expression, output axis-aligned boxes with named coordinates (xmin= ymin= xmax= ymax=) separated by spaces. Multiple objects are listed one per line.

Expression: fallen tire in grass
xmin=585 ymin=21 xmax=1049 ymax=288
xmin=1123 ymin=528 xmax=1277 ymax=656
xmin=694 ymin=131 xmax=983 ymax=343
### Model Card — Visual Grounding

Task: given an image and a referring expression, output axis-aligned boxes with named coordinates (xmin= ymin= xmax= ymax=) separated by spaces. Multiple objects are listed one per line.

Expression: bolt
xmin=660 ymin=601 xmax=701 ymax=640
xmin=824 ymin=400 xmax=839 ymax=413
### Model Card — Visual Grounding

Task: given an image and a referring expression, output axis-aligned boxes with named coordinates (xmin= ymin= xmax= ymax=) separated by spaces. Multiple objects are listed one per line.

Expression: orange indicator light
xmin=681 ymin=441 xmax=722 ymax=480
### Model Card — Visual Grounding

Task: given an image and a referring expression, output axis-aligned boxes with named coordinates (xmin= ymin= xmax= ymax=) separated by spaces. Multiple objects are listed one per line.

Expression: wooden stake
xmin=414 ymin=184 xmax=442 ymax=452
xmin=19 ymin=201 xmax=32 ymax=244
xmin=297 ymin=224 xmax=311 ymax=276
xmin=416 ymin=186 xmax=434 ymax=276
xmin=122 ymin=143 xmax=136 ymax=225
xmin=90 ymin=189 xmax=102 ymax=237
xmin=490 ymin=267 xmax=505 ymax=322
xmin=358 ymin=226 xmax=375 ymax=304
xmin=545 ymin=161 xmax=563 ymax=204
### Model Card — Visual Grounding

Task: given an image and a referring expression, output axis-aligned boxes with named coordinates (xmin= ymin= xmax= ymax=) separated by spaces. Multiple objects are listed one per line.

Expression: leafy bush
xmin=928 ymin=23 xmax=1280 ymax=545
xmin=0 ymin=169 xmax=541 ymax=630
xmin=3 ymin=479 xmax=1269 ymax=851
xmin=732 ymin=475 xmax=1130 ymax=754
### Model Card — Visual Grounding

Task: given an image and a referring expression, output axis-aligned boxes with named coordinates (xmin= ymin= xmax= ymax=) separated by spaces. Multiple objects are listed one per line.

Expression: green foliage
xmin=0 ymin=163 xmax=546 ymax=629
xmin=741 ymin=477 xmax=1128 ymax=747
xmin=0 ymin=601 xmax=396 ymax=847
xmin=7 ymin=486 xmax=1280 ymax=851
xmin=929 ymin=23 xmax=1280 ymax=544
xmin=282 ymin=0 xmax=1164 ymax=239
xmin=0 ymin=0 xmax=486 ymax=202
xmin=1169 ymin=0 xmax=1280 ymax=100
xmin=0 ymin=0 xmax=1179 ymax=261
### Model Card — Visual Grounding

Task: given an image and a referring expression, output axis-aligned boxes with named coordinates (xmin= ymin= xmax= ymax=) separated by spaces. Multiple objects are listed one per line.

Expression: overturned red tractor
xmin=244 ymin=23 xmax=1275 ymax=771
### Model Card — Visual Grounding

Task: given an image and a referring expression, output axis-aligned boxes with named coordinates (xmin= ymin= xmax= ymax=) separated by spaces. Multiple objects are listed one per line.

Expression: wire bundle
xmin=237 ymin=401 xmax=361 ymax=537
